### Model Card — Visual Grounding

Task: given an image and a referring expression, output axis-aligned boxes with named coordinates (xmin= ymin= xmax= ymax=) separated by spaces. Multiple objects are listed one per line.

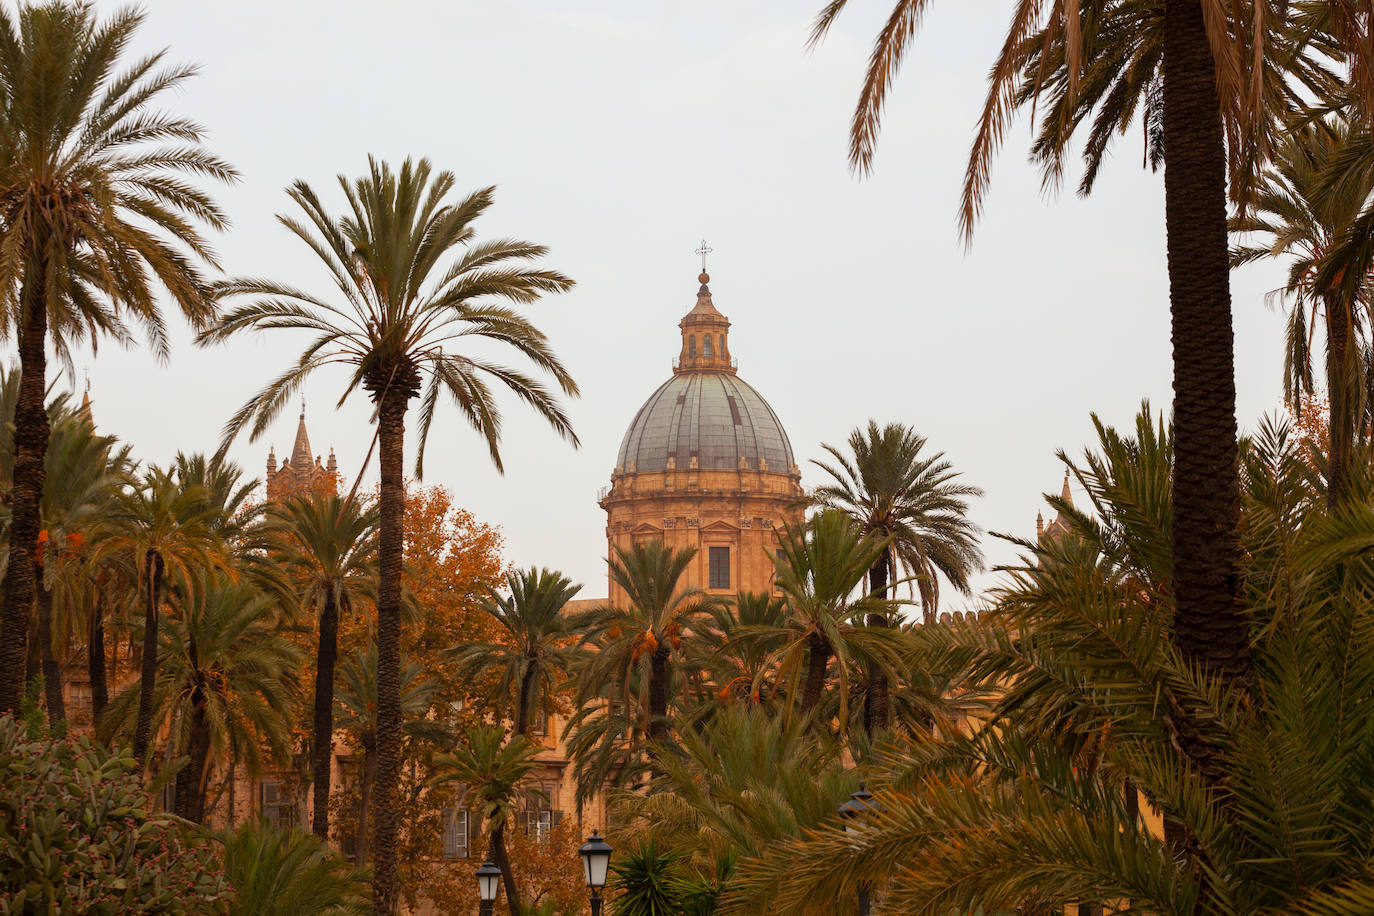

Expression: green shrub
xmin=0 ymin=714 xmax=231 ymax=914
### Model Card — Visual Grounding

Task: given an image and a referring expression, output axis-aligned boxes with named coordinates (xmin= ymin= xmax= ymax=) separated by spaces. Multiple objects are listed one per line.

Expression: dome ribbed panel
xmin=615 ymin=372 xmax=795 ymax=473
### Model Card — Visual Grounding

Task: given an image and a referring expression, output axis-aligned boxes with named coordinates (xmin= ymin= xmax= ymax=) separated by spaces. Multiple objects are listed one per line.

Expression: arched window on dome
xmin=703 ymin=335 xmax=715 ymax=359
xmin=689 ymin=336 xmax=696 ymax=358
xmin=717 ymin=335 xmax=724 ymax=356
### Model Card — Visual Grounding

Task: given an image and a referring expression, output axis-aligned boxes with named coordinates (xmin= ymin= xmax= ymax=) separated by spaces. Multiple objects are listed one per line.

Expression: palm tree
xmin=811 ymin=421 xmax=983 ymax=733
xmin=97 ymin=466 xmax=229 ymax=765
xmin=0 ymin=3 xmax=234 ymax=714
xmin=101 ymin=582 xmax=301 ymax=822
xmin=1230 ymin=116 xmax=1374 ymax=508
xmin=265 ymin=492 xmax=378 ymax=840
xmin=728 ymin=413 xmax=1374 ymax=916
xmin=33 ymin=397 xmax=125 ymax=732
xmin=430 ymin=723 xmax=546 ymax=916
xmin=575 ymin=542 xmax=716 ymax=744
xmin=333 ymin=643 xmax=443 ymax=868
xmin=803 ymin=0 xmax=1358 ymax=755
xmin=758 ymin=510 xmax=902 ymax=725
xmin=450 ymin=566 xmax=583 ymax=737
xmin=217 ymin=820 xmax=371 ymax=916
xmin=200 ymin=157 xmax=577 ymax=914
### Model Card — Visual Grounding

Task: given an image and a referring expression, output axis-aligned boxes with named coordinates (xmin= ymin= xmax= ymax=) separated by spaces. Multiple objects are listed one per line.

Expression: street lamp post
xmin=475 ymin=860 xmax=502 ymax=916
xmin=838 ymin=782 xmax=879 ymax=916
xmin=578 ymin=830 xmax=613 ymax=916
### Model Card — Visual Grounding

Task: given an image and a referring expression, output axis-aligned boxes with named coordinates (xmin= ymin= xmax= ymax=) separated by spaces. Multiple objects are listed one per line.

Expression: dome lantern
xmin=676 ymin=271 xmax=734 ymax=374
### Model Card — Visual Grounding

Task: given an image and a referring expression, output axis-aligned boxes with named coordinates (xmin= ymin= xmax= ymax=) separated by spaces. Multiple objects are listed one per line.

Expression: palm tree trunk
xmin=648 ymin=646 xmax=671 ymax=741
xmin=36 ymin=571 xmax=64 ymax=732
xmin=801 ymin=632 xmax=831 ymax=714
xmin=132 ymin=550 xmax=164 ymax=765
xmin=515 ymin=663 xmax=536 ymax=737
xmin=312 ymin=588 xmax=340 ymax=840
xmin=356 ymin=733 xmax=376 ymax=868
xmin=863 ymin=553 xmax=890 ymax=736
xmin=1161 ymin=0 xmax=1252 ymax=706
xmin=1325 ymin=293 xmax=1354 ymax=509
xmin=371 ymin=374 xmax=412 ymax=916
xmin=174 ymin=687 xmax=211 ymax=822
xmin=490 ymin=820 xmax=521 ymax=916
xmin=0 ymin=260 xmax=50 ymax=715
xmin=89 ymin=599 xmax=108 ymax=721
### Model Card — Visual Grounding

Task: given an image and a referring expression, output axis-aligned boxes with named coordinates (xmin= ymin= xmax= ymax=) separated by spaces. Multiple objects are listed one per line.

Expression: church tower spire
xmin=291 ymin=409 xmax=313 ymax=469
xmin=676 ymin=269 xmax=735 ymax=374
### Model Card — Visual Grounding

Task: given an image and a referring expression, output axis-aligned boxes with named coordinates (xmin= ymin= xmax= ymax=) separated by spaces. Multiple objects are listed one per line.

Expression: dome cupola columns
xmin=676 ymin=272 xmax=735 ymax=374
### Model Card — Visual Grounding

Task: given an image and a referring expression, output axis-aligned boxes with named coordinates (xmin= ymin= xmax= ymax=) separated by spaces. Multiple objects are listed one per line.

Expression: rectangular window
xmin=709 ymin=546 xmax=730 ymax=589
xmin=259 ymin=780 xmax=294 ymax=829
xmin=443 ymin=809 xmax=470 ymax=859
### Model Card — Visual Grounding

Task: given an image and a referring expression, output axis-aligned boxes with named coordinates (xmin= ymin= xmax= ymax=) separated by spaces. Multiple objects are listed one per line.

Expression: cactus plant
xmin=0 ymin=715 xmax=232 ymax=914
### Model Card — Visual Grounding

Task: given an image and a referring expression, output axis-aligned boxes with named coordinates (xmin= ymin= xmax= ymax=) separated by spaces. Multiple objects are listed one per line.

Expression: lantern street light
xmin=838 ymin=782 xmax=880 ymax=916
xmin=578 ymin=830 xmax=614 ymax=916
xmin=475 ymin=861 xmax=502 ymax=916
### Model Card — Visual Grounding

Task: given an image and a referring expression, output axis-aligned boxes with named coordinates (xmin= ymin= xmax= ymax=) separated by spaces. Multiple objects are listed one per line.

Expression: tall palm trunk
xmin=1324 ymin=293 xmax=1354 ymax=509
xmin=1161 ymin=0 xmax=1252 ymax=713
xmin=515 ymin=662 xmax=536 ymax=737
xmin=174 ymin=628 xmax=210 ymax=823
xmin=312 ymin=587 xmax=340 ymax=840
xmin=0 ymin=258 xmax=50 ymax=715
xmin=648 ymin=646 xmax=671 ymax=741
xmin=863 ymin=553 xmax=890 ymax=736
xmin=369 ymin=365 xmax=415 ymax=916
xmin=132 ymin=549 xmax=164 ymax=765
xmin=36 ymin=570 xmax=64 ymax=731
xmin=89 ymin=598 xmax=108 ymax=721
xmin=489 ymin=821 xmax=521 ymax=916
xmin=801 ymin=632 xmax=831 ymax=714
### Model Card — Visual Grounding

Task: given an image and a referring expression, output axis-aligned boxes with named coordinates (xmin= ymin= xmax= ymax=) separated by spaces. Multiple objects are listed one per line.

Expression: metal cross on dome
xmin=694 ymin=239 xmax=713 ymax=272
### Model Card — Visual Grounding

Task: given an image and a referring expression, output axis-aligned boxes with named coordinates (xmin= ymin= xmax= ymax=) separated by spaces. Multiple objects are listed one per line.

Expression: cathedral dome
xmin=614 ymin=269 xmax=795 ymax=475
xmin=616 ymin=371 xmax=795 ymax=473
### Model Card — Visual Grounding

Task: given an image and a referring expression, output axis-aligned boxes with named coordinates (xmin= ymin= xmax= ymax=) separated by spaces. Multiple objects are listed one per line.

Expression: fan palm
xmin=265 ymin=492 xmax=377 ymax=840
xmin=430 ymin=723 xmax=546 ymax=916
xmin=217 ymin=819 xmax=371 ymax=916
xmin=200 ymin=157 xmax=576 ymax=915
xmin=450 ymin=566 xmax=583 ymax=737
xmin=803 ymin=0 xmax=1360 ymax=759
xmin=811 ymin=420 xmax=983 ymax=733
xmin=1230 ymin=116 xmax=1374 ymax=508
xmin=96 ymin=465 xmax=230 ymax=765
xmin=101 ymin=582 xmax=301 ymax=823
xmin=0 ymin=2 xmax=234 ymax=714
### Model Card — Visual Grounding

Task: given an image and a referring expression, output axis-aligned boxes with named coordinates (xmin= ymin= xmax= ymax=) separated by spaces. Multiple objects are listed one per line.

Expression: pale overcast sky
xmin=74 ymin=0 xmax=1287 ymax=607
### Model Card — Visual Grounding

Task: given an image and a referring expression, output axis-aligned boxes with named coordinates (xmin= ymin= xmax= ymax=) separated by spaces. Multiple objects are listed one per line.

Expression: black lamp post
xmin=578 ymin=830 xmax=613 ymax=916
xmin=475 ymin=860 xmax=502 ymax=916
xmin=838 ymin=782 xmax=879 ymax=916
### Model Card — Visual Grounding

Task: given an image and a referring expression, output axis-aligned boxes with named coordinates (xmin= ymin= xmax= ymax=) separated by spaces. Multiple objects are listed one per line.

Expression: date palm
xmin=200 ymin=156 xmax=577 ymax=914
xmin=811 ymin=421 xmax=983 ymax=733
xmin=756 ymin=510 xmax=903 ymax=727
xmin=1230 ymin=117 xmax=1374 ymax=508
xmin=449 ymin=566 xmax=583 ymax=737
xmin=729 ymin=415 xmax=1374 ymax=916
xmin=430 ymin=724 xmax=545 ymax=916
xmin=97 ymin=465 xmax=230 ymax=766
xmin=0 ymin=2 xmax=234 ymax=714
xmin=100 ymin=581 xmax=301 ymax=823
xmin=265 ymin=492 xmax=377 ymax=840
xmin=804 ymin=0 xmax=1357 ymax=749
xmin=218 ymin=820 xmax=370 ymax=916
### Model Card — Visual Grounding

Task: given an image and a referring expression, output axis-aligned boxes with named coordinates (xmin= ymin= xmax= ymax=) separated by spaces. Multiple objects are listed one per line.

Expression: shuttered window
xmin=709 ymin=546 xmax=730 ymax=589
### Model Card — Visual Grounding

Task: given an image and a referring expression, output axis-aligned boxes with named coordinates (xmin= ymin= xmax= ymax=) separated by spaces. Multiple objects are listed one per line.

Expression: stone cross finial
xmin=694 ymin=239 xmax=713 ymax=271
